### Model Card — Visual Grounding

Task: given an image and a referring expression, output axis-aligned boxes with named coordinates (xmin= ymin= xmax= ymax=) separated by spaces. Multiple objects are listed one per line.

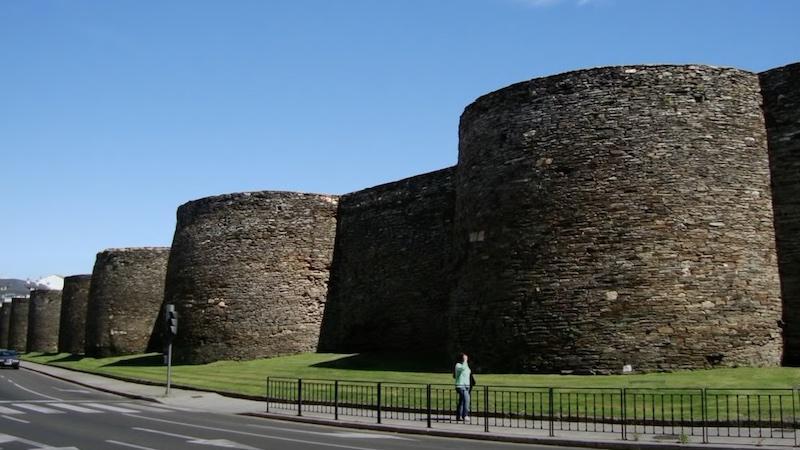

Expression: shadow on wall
xmin=311 ymin=352 xmax=452 ymax=374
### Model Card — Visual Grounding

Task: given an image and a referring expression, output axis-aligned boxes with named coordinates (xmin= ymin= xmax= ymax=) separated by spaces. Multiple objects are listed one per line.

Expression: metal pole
xmin=427 ymin=384 xmax=432 ymax=429
xmin=298 ymin=379 xmax=303 ymax=417
xmin=334 ymin=380 xmax=339 ymax=420
xmin=266 ymin=377 xmax=270 ymax=413
xmin=621 ymin=388 xmax=627 ymax=440
xmin=165 ymin=342 xmax=172 ymax=396
xmin=549 ymin=387 xmax=555 ymax=437
xmin=484 ymin=385 xmax=490 ymax=432
xmin=377 ymin=382 xmax=382 ymax=424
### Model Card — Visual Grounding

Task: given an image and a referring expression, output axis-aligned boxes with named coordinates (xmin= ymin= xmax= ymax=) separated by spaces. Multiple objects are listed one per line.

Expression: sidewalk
xmin=21 ymin=361 xmax=794 ymax=450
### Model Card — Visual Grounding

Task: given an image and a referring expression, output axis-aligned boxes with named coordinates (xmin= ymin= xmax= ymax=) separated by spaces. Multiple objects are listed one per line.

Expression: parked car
xmin=0 ymin=349 xmax=20 ymax=369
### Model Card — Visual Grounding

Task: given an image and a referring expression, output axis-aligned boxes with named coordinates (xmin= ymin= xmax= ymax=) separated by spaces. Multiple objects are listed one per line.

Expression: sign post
xmin=164 ymin=304 xmax=178 ymax=396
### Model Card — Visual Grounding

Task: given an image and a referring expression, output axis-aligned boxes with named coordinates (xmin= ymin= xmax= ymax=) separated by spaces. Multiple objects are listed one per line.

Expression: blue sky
xmin=1 ymin=0 xmax=798 ymax=279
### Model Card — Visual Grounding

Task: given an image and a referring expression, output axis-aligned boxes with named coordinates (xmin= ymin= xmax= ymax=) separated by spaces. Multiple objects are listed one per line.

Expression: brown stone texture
xmin=319 ymin=168 xmax=455 ymax=354
xmin=760 ymin=62 xmax=800 ymax=365
xmin=451 ymin=65 xmax=782 ymax=373
xmin=58 ymin=275 xmax=92 ymax=354
xmin=26 ymin=289 xmax=62 ymax=353
xmin=0 ymin=301 xmax=12 ymax=348
xmin=8 ymin=297 xmax=29 ymax=352
xmin=164 ymin=191 xmax=338 ymax=364
xmin=85 ymin=247 xmax=170 ymax=357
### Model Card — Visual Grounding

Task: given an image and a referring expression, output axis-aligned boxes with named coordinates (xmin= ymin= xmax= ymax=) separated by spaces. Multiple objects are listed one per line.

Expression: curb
xmin=243 ymin=413 xmax=780 ymax=450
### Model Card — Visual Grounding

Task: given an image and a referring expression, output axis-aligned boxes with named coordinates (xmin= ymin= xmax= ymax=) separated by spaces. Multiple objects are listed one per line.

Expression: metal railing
xmin=265 ymin=377 xmax=799 ymax=446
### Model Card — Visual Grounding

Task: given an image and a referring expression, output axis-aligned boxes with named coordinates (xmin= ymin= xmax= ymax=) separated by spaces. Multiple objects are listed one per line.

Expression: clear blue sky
xmin=1 ymin=0 xmax=798 ymax=280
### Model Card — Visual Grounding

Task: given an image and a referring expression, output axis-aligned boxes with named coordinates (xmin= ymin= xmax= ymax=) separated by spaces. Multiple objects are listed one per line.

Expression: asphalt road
xmin=0 ymin=367 xmax=587 ymax=450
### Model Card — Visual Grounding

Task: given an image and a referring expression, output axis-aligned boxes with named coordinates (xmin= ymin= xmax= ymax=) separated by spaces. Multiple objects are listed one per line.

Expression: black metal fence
xmin=265 ymin=377 xmax=799 ymax=446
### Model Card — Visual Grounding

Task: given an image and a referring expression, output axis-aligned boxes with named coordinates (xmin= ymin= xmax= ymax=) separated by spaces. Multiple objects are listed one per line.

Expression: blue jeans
xmin=456 ymin=386 xmax=470 ymax=419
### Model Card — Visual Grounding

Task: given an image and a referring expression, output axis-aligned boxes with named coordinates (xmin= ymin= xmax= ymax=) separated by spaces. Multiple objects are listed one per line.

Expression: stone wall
xmin=58 ymin=275 xmax=92 ymax=354
xmin=451 ymin=65 xmax=782 ymax=373
xmin=0 ymin=300 xmax=12 ymax=348
xmin=26 ymin=289 xmax=62 ymax=353
xmin=760 ymin=62 xmax=800 ymax=365
xmin=318 ymin=168 xmax=456 ymax=354
xmin=85 ymin=247 xmax=170 ymax=357
xmin=163 ymin=191 xmax=338 ymax=364
xmin=8 ymin=297 xmax=29 ymax=351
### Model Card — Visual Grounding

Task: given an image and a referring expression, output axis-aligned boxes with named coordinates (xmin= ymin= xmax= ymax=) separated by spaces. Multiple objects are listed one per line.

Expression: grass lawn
xmin=21 ymin=351 xmax=800 ymax=397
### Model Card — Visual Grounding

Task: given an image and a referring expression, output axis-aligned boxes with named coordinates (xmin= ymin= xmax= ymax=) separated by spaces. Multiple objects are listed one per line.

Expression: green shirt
xmin=454 ymin=362 xmax=471 ymax=387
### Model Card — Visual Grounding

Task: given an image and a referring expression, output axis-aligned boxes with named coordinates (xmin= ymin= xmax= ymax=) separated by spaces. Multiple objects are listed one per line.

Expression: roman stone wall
xmin=451 ymin=65 xmax=782 ymax=373
xmin=85 ymin=247 xmax=170 ymax=357
xmin=318 ymin=168 xmax=456 ymax=354
xmin=163 ymin=191 xmax=338 ymax=364
xmin=8 ymin=297 xmax=29 ymax=351
xmin=26 ymin=289 xmax=62 ymax=353
xmin=0 ymin=301 xmax=12 ymax=348
xmin=58 ymin=275 xmax=92 ymax=354
xmin=760 ymin=62 xmax=800 ymax=365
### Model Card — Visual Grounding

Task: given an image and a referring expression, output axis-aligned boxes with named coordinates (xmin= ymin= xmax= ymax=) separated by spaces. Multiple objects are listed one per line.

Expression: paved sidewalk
xmin=21 ymin=361 xmax=794 ymax=450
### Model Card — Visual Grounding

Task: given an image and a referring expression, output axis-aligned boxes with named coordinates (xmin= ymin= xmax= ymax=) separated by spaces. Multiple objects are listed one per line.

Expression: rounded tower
xmin=451 ymin=65 xmax=782 ymax=372
xmin=85 ymin=247 xmax=170 ymax=357
xmin=0 ymin=300 xmax=12 ymax=348
xmin=26 ymin=289 xmax=62 ymax=353
xmin=58 ymin=275 xmax=92 ymax=354
xmin=8 ymin=297 xmax=30 ymax=352
xmin=164 ymin=191 xmax=338 ymax=363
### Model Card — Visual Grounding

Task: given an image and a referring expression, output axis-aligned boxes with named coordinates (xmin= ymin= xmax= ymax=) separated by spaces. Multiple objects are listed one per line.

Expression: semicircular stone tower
xmin=0 ymin=300 xmax=12 ymax=348
xmin=164 ymin=191 xmax=339 ymax=364
xmin=451 ymin=65 xmax=782 ymax=373
xmin=58 ymin=274 xmax=92 ymax=354
xmin=27 ymin=289 xmax=62 ymax=353
xmin=8 ymin=297 xmax=30 ymax=352
xmin=85 ymin=247 xmax=170 ymax=357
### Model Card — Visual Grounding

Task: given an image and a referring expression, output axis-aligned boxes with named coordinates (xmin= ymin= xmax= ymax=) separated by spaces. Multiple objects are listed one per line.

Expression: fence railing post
xmin=334 ymin=380 xmax=339 ymax=420
xmin=297 ymin=378 xmax=303 ymax=417
xmin=265 ymin=377 xmax=270 ymax=413
xmin=701 ymin=388 xmax=708 ymax=444
xmin=793 ymin=388 xmax=798 ymax=447
xmin=549 ymin=387 xmax=554 ymax=437
xmin=427 ymin=384 xmax=432 ymax=429
xmin=377 ymin=382 xmax=382 ymax=424
xmin=484 ymin=385 xmax=490 ymax=432
xmin=621 ymin=388 xmax=627 ymax=440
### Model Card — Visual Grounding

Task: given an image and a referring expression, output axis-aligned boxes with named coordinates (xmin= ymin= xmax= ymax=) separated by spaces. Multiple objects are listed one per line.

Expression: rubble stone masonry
xmin=85 ymin=248 xmax=170 ymax=357
xmin=319 ymin=168 xmax=456 ymax=355
xmin=26 ymin=289 xmax=62 ymax=353
xmin=164 ymin=192 xmax=338 ymax=364
xmin=451 ymin=65 xmax=782 ymax=372
xmin=760 ymin=62 xmax=800 ymax=365
xmin=58 ymin=275 xmax=92 ymax=354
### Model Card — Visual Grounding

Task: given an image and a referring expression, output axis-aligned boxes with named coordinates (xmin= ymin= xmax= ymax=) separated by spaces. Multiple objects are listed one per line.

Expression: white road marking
xmin=54 ymin=388 xmax=92 ymax=393
xmin=1 ymin=415 xmax=29 ymax=424
xmin=13 ymin=403 xmax=64 ymax=414
xmin=49 ymin=402 xmax=102 ymax=413
xmin=0 ymin=405 xmax=23 ymax=414
xmin=7 ymin=379 xmax=63 ymax=401
xmin=0 ymin=432 xmax=48 ymax=447
xmin=246 ymin=424 xmax=412 ymax=440
xmin=118 ymin=402 xmax=175 ymax=412
xmin=132 ymin=428 xmax=260 ymax=450
xmin=126 ymin=415 xmax=386 ymax=450
xmin=84 ymin=402 xmax=141 ymax=413
xmin=106 ymin=439 xmax=160 ymax=450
